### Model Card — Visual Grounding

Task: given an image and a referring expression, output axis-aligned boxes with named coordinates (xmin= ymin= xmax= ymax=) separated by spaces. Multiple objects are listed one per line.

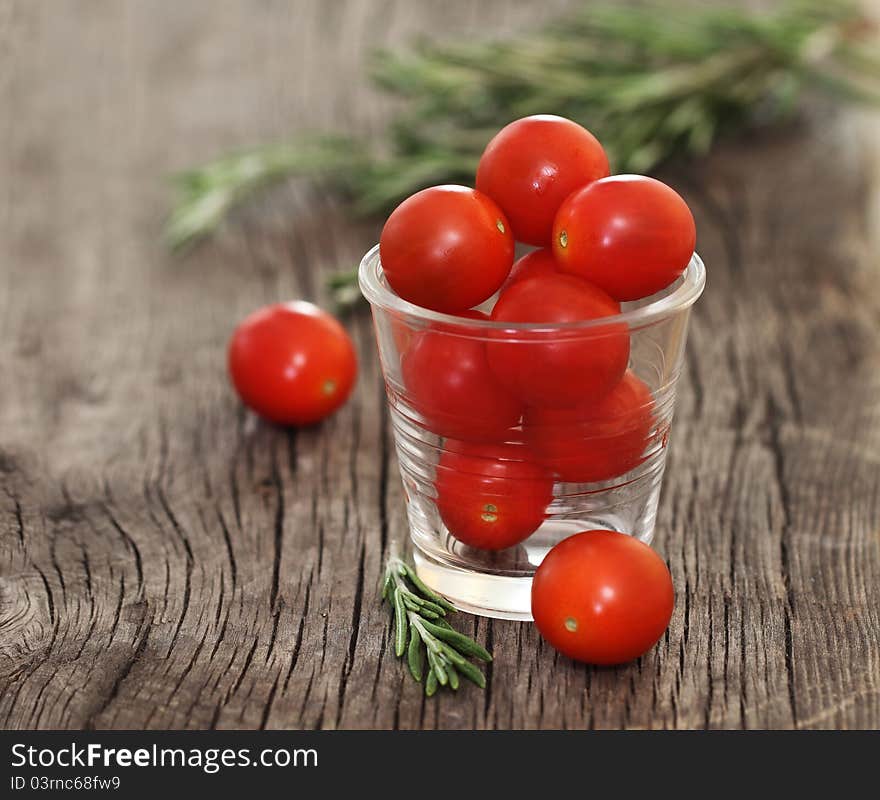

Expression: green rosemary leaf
xmin=425 ymin=668 xmax=438 ymax=697
xmin=427 ymin=648 xmax=448 ymax=686
xmin=402 ymin=594 xmax=441 ymax=619
xmin=447 ymin=663 xmax=460 ymax=691
xmin=400 ymin=562 xmax=457 ymax=612
xmin=397 ymin=585 xmax=448 ymax=617
xmin=410 ymin=597 xmax=448 ymax=617
xmin=407 ymin=622 xmax=424 ymax=682
xmin=419 ymin=619 xmax=492 ymax=662
xmin=401 ymin=595 xmax=422 ymax=614
xmin=441 ymin=647 xmax=486 ymax=689
xmin=381 ymin=570 xmax=395 ymax=601
xmin=393 ymin=588 xmax=408 ymax=658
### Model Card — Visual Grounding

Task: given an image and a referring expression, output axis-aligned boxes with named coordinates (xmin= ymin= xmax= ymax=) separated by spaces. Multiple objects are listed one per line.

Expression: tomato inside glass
xmin=435 ymin=441 xmax=553 ymax=551
xmin=523 ymin=371 xmax=655 ymax=483
xmin=227 ymin=301 xmax=357 ymax=426
xmin=553 ymin=174 xmax=696 ymax=301
xmin=476 ymin=115 xmax=610 ymax=246
xmin=379 ymin=185 xmax=515 ymax=313
xmin=531 ymin=530 xmax=674 ymax=665
xmin=499 ymin=248 xmax=560 ymax=293
xmin=487 ymin=273 xmax=630 ymax=408
xmin=401 ymin=312 xmax=523 ymax=441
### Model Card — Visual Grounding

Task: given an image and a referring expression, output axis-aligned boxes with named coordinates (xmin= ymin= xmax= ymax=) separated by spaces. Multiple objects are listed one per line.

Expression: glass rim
xmin=358 ymin=244 xmax=705 ymax=331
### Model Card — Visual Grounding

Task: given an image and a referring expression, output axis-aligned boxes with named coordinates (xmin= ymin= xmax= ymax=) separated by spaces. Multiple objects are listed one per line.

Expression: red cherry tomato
xmin=380 ymin=185 xmax=515 ymax=313
xmin=476 ymin=115 xmax=610 ymax=246
xmin=523 ymin=371 xmax=655 ymax=483
xmin=228 ymin=301 xmax=357 ymax=426
xmin=436 ymin=441 xmax=554 ymax=550
xmin=553 ymin=175 xmax=696 ymax=301
xmin=401 ymin=311 xmax=522 ymax=441
xmin=531 ymin=530 xmax=674 ymax=665
xmin=500 ymin=248 xmax=560 ymax=292
xmin=487 ymin=274 xmax=630 ymax=408
xmin=391 ymin=308 xmax=485 ymax=357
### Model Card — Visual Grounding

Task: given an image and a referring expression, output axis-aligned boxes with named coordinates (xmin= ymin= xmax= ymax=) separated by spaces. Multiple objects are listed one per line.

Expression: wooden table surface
xmin=2 ymin=0 xmax=879 ymax=730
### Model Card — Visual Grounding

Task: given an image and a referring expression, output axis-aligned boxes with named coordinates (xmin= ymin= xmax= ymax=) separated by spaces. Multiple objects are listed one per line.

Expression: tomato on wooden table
xmin=487 ymin=273 xmax=630 ymax=408
xmin=401 ymin=311 xmax=523 ymax=441
xmin=228 ymin=301 xmax=357 ymax=426
xmin=531 ymin=530 xmax=674 ymax=665
xmin=436 ymin=441 xmax=554 ymax=551
xmin=553 ymin=175 xmax=696 ymax=301
xmin=476 ymin=115 xmax=610 ymax=246
xmin=379 ymin=185 xmax=515 ymax=313
xmin=523 ymin=371 xmax=655 ymax=483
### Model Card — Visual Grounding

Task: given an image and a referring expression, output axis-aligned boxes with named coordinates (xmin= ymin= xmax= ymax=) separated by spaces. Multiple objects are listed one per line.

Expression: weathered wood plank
xmin=1 ymin=0 xmax=878 ymax=729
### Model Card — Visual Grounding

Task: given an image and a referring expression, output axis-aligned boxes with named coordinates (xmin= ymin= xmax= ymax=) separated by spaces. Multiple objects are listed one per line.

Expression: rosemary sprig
xmin=166 ymin=137 xmax=366 ymax=251
xmin=381 ymin=555 xmax=491 ymax=695
xmin=167 ymin=0 xmax=879 ymax=255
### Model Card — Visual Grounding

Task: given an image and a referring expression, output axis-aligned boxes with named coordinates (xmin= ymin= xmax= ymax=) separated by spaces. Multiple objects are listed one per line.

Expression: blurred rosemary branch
xmin=167 ymin=0 xmax=879 ymax=254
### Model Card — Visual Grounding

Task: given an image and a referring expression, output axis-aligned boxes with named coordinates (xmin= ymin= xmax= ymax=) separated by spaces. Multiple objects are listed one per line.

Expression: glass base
xmin=413 ymin=546 xmax=535 ymax=621
xmin=413 ymin=516 xmax=655 ymax=620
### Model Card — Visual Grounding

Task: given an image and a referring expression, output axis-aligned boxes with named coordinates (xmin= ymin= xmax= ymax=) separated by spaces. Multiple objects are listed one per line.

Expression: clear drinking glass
xmin=360 ymin=244 xmax=705 ymax=620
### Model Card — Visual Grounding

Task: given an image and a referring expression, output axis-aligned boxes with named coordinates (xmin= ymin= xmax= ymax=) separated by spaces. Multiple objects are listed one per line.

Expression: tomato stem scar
xmin=322 ymin=379 xmax=337 ymax=396
xmin=564 ymin=617 xmax=578 ymax=632
xmin=481 ymin=503 xmax=499 ymax=523
xmin=558 ymin=230 xmax=568 ymax=248
xmin=496 ymin=219 xmax=506 ymax=234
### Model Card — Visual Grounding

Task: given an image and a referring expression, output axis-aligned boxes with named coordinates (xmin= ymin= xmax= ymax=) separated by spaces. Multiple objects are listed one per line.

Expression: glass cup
xmin=360 ymin=244 xmax=705 ymax=620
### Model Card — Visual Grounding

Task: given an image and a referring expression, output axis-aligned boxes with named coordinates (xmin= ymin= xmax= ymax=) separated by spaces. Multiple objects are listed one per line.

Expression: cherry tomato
xmin=380 ymin=185 xmax=515 ymax=313
xmin=522 ymin=371 xmax=655 ymax=483
xmin=228 ymin=301 xmax=357 ymax=426
xmin=487 ymin=274 xmax=630 ymax=407
xmin=391 ymin=308 xmax=485 ymax=358
xmin=553 ymin=175 xmax=696 ymax=301
xmin=531 ymin=530 xmax=674 ymax=665
xmin=401 ymin=311 xmax=522 ymax=441
xmin=476 ymin=115 xmax=610 ymax=246
xmin=500 ymin=248 xmax=560 ymax=292
xmin=436 ymin=441 xmax=554 ymax=550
